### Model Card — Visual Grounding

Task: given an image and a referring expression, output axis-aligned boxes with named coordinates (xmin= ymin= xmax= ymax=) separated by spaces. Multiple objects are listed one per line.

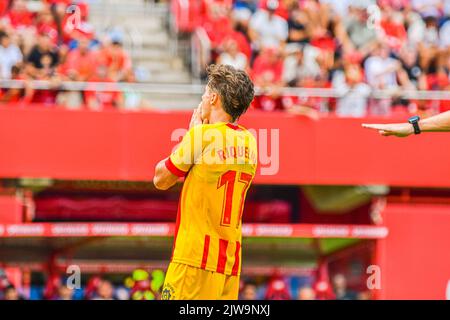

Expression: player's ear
xmin=210 ymin=92 xmax=218 ymax=106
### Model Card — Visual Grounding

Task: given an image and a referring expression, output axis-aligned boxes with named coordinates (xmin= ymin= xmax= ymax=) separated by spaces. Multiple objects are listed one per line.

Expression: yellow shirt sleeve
xmin=165 ymin=125 xmax=204 ymax=177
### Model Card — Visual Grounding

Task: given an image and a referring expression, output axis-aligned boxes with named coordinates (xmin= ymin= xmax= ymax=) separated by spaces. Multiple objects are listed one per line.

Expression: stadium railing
xmin=1 ymin=79 xmax=450 ymax=100
xmin=191 ymin=27 xmax=211 ymax=79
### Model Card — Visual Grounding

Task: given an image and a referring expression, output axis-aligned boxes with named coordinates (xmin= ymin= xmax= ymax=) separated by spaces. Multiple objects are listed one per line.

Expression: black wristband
xmin=408 ymin=116 xmax=421 ymax=135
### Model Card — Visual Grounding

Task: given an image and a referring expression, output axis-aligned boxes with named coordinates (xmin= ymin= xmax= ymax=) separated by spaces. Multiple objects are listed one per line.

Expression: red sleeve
xmin=164 ymin=157 xmax=187 ymax=177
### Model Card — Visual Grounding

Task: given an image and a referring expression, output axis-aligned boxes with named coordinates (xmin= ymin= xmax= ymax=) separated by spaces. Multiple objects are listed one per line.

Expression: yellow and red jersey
xmin=165 ymin=122 xmax=258 ymax=276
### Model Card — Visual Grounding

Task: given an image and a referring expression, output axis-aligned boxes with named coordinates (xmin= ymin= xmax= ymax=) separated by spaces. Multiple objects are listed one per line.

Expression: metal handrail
xmin=1 ymin=79 xmax=450 ymax=100
xmin=191 ymin=27 xmax=212 ymax=80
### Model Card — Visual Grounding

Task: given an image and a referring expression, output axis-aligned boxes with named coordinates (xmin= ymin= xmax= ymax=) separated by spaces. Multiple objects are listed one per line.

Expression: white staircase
xmin=88 ymin=0 xmax=202 ymax=109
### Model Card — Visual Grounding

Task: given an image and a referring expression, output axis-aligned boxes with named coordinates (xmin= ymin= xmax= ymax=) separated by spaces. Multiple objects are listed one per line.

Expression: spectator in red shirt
xmin=0 ymin=0 xmax=9 ymax=16
xmin=62 ymin=35 xmax=97 ymax=81
xmin=35 ymin=4 xmax=59 ymax=45
xmin=264 ymin=275 xmax=291 ymax=300
xmin=99 ymin=38 xmax=132 ymax=82
xmin=5 ymin=0 xmax=37 ymax=55
xmin=217 ymin=37 xmax=249 ymax=71
xmin=223 ymin=29 xmax=252 ymax=61
xmin=252 ymin=47 xmax=284 ymax=86
xmin=84 ymin=65 xmax=123 ymax=111
xmin=201 ymin=0 xmax=234 ymax=51
xmin=6 ymin=0 xmax=34 ymax=29
xmin=380 ymin=8 xmax=407 ymax=52
xmin=251 ymin=47 xmax=285 ymax=111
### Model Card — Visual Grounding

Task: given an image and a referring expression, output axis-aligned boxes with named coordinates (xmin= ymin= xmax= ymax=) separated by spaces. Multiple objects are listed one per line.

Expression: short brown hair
xmin=206 ymin=64 xmax=254 ymax=122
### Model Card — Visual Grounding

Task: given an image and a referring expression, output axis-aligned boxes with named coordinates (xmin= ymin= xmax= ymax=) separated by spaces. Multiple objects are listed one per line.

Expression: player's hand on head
xmin=362 ymin=123 xmax=413 ymax=138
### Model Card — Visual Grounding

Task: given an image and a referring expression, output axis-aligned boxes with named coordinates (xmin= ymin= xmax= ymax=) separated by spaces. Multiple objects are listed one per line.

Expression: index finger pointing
xmin=362 ymin=124 xmax=384 ymax=130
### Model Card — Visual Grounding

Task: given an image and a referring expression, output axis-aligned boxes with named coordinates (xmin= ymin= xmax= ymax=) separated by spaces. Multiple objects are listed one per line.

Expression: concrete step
xmin=90 ymin=16 xmax=165 ymax=27
xmin=144 ymin=70 xmax=192 ymax=84
xmin=90 ymin=0 xmax=148 ymax=5
xmin=141 ymin=32 xmax=169 ymax=46
xmin=111 ymin=29 xmax=170 ymax=47
xmin=131 ymin=47 xmax=175 ymax=61
xmin=90 ymin=3 xmax=168 ymax=16
xmin=89 ymin=0 xmax=168 ymax=8
xmin=129 ymin=47 xmax=173 ymax=60
xmin=143 ymin=95 xmax=201 ymax=110
xmin=136 ymin=59 xmax=185 ymax=73
xmin=88 ymin=21 xmax=168 ymax=44
xmin=136 ymin=64 xmax=173 ymax=74
xmin=90 ymin=22 xmax=164 ymax=34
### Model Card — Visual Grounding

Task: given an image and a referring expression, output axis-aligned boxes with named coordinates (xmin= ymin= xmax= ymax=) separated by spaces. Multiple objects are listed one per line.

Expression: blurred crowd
xmin=0 ymin=268 xmax=166 ymax=300
xmin=239 ymin=273 xmax=372 ymax=300
xmin=0 ymin=0 xmax=148 ymax=110
xmin=198 ymin=0 xmax=450 ymax=117
xmin=2 ymin=0 xmax=450 ymax=116
xmin=1 ymin=266 xmax=371 ymax=300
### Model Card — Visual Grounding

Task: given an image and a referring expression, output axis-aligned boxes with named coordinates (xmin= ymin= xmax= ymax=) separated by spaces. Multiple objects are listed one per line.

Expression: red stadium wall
xmin=376 ymin=203 xmax=450 ymax=299
xmin=1 ymin=107 xmax=450 ymax=187
xmin=0 ymin=194 xmax=23 ymax=224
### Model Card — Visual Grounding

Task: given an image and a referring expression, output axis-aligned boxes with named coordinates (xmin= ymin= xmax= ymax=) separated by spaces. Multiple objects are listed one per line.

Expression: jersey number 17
xmin=217 ymin=170 xmax=252 ymax=228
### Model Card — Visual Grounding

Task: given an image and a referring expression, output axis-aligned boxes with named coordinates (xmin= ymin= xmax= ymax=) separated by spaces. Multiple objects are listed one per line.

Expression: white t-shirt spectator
xmin=282 ymin=45 xmax=322 ymax=84
xmin=249 ymin=10 xmax=288 ymax=50
xmin=364 ymin=56 xmax=399 ymax=88
xmin=407 ymin=12 xmax=426 ymax=45
xmin=219 ymin=52 xmax=248 ymax=70
xmin=423 ymin=25 xmax=440 ymax=47
xmin=439 ymin=20 xmax=450 ymax=49
xmin=332 ymin=70 xmax=371 ymax=117
xmin=0 ymin=43 xmax=22 ymax=79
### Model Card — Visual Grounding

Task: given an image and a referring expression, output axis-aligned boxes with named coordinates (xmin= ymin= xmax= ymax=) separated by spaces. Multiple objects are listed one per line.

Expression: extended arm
xmin=362 ymin=111 xmax=450 ymax=137
xmin=420 ymin=111 xmax=450 ymax=132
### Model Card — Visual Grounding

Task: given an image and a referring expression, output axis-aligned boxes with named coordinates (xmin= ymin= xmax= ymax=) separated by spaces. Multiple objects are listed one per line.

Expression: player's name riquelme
xmin=173 ymin=130 xmax=258 ymax=165
xmin=175 ymin=145 xmax=257 ymax=165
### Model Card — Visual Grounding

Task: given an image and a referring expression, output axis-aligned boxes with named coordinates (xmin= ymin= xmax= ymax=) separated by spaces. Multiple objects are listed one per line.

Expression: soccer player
xmin=153 ymin=64 xmax=257 ymax=300
xmin=362 ymin=111 xmax=450 ymax=137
